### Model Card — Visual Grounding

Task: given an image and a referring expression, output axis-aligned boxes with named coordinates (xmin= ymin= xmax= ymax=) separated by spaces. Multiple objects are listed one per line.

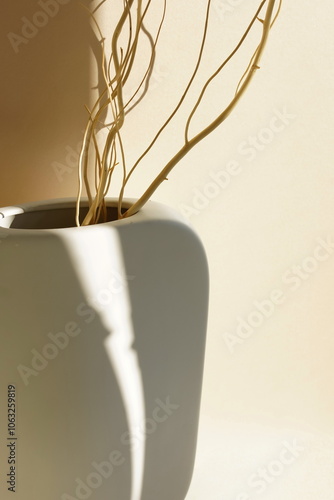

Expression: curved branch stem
xmin=76 ymin=0 xmax=280 ymax=225
xmin=122 ymin=0 xmax=277 ymax=219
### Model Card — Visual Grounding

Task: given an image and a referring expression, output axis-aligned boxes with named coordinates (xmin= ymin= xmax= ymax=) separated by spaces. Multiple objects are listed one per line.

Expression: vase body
xmin=0 ymin=198 xmax=209 ymax=500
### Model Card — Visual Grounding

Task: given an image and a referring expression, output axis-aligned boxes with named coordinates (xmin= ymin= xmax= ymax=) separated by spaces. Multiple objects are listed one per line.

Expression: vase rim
xmin=0 ymin=197 xmax=188 ymax=234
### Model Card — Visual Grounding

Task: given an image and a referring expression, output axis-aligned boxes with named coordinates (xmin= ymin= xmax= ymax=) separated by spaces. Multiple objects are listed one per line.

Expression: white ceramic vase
xmin=0 ymin=198 xmax=209 ymax=500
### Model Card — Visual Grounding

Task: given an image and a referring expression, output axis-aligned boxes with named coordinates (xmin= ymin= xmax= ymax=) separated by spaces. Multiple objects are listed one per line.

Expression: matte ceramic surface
xmin=0 ymin=198 xmax=209 ymax=500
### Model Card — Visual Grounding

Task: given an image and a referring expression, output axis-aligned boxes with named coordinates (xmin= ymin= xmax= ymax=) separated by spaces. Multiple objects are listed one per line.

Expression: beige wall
xmin=0 ymin=0 xmax=93 ymax=205
xmin=1 ymin=0 xmax=334 ymax=451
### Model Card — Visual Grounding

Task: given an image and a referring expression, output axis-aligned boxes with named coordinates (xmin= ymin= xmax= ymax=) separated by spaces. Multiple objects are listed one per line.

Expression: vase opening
xmin=0 ymin=200 xmax=132 ymax=230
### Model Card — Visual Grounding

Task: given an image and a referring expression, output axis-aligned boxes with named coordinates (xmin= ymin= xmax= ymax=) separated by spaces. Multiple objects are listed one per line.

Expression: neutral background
xmin=1 ymin=1 xmax=334 ymax=498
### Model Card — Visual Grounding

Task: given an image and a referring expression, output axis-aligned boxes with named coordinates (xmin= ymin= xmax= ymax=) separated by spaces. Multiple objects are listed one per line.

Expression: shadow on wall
xmin=0 ymin=0 xmax=105 ymax=205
